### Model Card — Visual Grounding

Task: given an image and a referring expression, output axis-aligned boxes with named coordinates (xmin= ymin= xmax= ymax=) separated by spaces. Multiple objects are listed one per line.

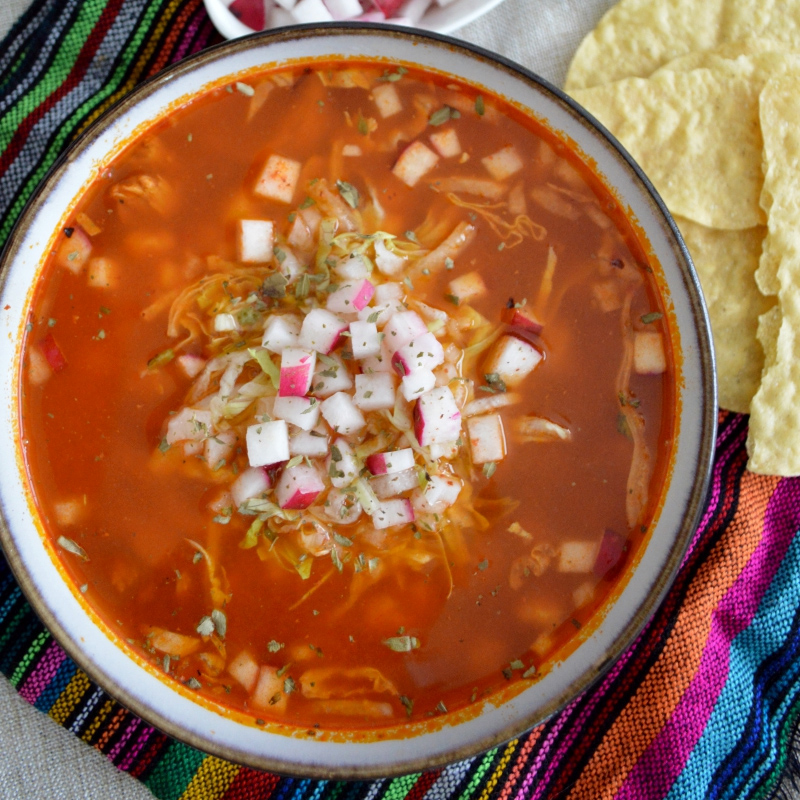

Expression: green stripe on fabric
xmin=752 ymin=698 xmax=800 ymax=800
xmin=143 ymin=741 xmax=207 ymax=800
xmin=9 ymin=629 xmax=50 ymax=686
xmin=384 ymin=772 xmax=422 ymax=800
xmin=458 ymin=749 xmax=498 ymax=800
xmin=0 ymin=605 xmax=33 ymax=657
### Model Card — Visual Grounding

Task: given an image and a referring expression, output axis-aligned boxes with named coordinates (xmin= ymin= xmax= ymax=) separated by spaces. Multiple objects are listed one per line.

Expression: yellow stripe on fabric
xmin=48 ymin=669 xmax=92 ymax=725
xmin=78 ymin=0 xmax=183 ymax=132
xmin=475 ymin=739 xmax=518 ymax=800
xmin=178 ymin=755 xmax=239 ymax=800
xmin=81 ymin=697 xmax=115 ymax=743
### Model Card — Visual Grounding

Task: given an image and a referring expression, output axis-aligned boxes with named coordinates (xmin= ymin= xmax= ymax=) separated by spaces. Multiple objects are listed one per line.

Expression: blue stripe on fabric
xmin=665 ymin=529 xmax=800 ymax=800
xmin=33 ymin=654 xmax=77 ymax=712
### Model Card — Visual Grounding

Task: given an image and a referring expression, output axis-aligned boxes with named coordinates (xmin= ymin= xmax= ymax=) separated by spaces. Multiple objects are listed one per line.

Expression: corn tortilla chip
xmin=675 ymin=217 xmax=771 ymax=413
xmin=572 ymin=68 xmax=764 ymax=229
xmin=565 ymin=0 xmax=800 ymax=90
xmin=746 ymin=75 xmax=800 ymax=475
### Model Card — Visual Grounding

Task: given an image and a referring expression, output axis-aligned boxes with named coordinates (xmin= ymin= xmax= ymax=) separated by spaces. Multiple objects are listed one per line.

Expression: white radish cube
xmin=350 ymin=321 xmax=381 ymax=358
xmin=358 ymin=302 xmax=397 ymax=327
xmin=214 ymin=313 xmax=239 ymax=332
xmin=392 ymin=332 xmax=445 ymax=376
xmin=323 ymin=489 xmax=362 ymax=525
xmin=374 ymin=239 xmax=408 ymax=277
xmin=279 ymin=347 xmax=316 ymax=397
xmin=275 ymin=463 xmax=325 ymax=509
xmin=205 ymin=429 xmax=237 ymax=466
xmin=353 ymin=373 xmax=397 ymax=410
xmin=392 ymin=141 xmax=440 ymax=188
xmin=238 ymin=219 xmax=274 ymax=263
xmin=166 ymin=408 xmax=213 ymax=444
xmin=371 ymin=468 xmax=419 ymax=500
xmin=360 ymin=336 xmax=395 ymax=374
xmin=411 ymin=474 xmax=462 ymax=514
xmin=184 ymin=441 xmax=204 ymax=456
xmin=320 ymin=391 xmax=366 ymax=434
xmin=275 ymin=245 xmax=304 ymax=281
xmin=53 ymin=498 xmax=85 ymax=527
xmin=310 ymin=353 xmax=353 ymax=397
xmin=86 ymin=256 xmax=117 ymax=288
xmin=228 ymin=650 xmax=260 ymax=692
xmin=414 ymin=386 xmax=461 ymax=446
xmin=467 ymin=413 xmax=506 ymax=464
xmin=384 ymin=311 xmax=428 ymax=353
xmin=448 ymin=271 xmax=486 ymax=303
xmin=262 ymin=314 xmax=301 ymax=353
xmin=401 ymin=368 xmax=436 ymax=400
xmin=246 ymin=419 xmax=290 ymax=467
xmin=429 ymin=441 xmax=459 ymax=460
xmin=372 ymin=82 xmax=403 ymax=118
xmin=325 ymin=0 xmax=362 ymax=17
xmin=334 ymin=253 xmax=370 ymax=280
xmin=273 ymin=395 xmax=320 ymax=431
xmin=289 ymin=427 xmax=329 ymax=457
xmin=231 ymin=466 xmax=271 ymax=507
xmin=484 ymin=335 xmax=542 ymax=388
xmin=482 ymin=145 xmax=524 ymax=181
xmin=558 ymin=541 xmax=600 ymax=573
xmin=299 ymin=308 xmax=348 ymax=354
xmin=255 ymin=154 xmax=301 ymax=204
xmin=342 ymin=144 xmax=363 ymax=157
xmin=177 ymin=354 xmax=206 ymax=379
xmin=371 ymin=499 xmax=415 ymax=529
xmin=291 ymin=0 xmax=334 ymax=22
xmin=366 ymin=448 xmax=415 ymax=475
xmin=326 ymin=279 xmax=375 ymax=313
xmin=429 ymin=128 xmax=462 ymax=158
xmin=251 ymin=666 xmax=287 ymax=712
xmin=634 ymin=331 xmax=667 ymax=374
xmin=327 ymin=438 xmax=359 ymax=488
xmin=56 ymin=227 xmax=92 ymax=274
xmin=374 ymin=282 xmax=404 ymax=304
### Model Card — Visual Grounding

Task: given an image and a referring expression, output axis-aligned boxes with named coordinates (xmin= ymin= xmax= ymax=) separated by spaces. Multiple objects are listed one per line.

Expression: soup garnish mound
xmin=19 ymin=61 xmax=674 ymax=729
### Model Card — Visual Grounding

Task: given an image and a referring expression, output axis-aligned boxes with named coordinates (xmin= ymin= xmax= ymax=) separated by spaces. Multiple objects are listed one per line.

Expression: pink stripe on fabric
xmin=172 ymin=10 xmax=202 ymax=62
xmin=117 ymin=723 xmax=157 ymax=771
xmin=108 ymin=714 xmax=141 ymax=762
xmin=616 ymin=476 xmax=796 ymax=799
xmin=17 ymin=641 xmax=68 ymax=703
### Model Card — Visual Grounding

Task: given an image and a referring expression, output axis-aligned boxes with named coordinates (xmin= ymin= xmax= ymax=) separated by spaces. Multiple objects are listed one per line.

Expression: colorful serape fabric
xmin=3 ymin=2 xmax=800 ymax=798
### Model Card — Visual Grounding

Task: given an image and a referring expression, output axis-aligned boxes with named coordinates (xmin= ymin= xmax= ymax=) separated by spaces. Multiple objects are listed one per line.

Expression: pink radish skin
xmin=594 ymin=529 xmax=627 ymax=578
xmin=279 ymin=347 xmax=316 ymax=396
xmin=275 ymin=464 xmax=325 ymax=509
xmin=326 ymin=279 xmax=375 ymax=313
xmin=384 ymin=311 xmax=428 ymax=354
xmin=366 ymin=448 xmax=415 ymax=476
xmin=503 ymin=305 xmax=543 ymax=335
xmin=299 ymin=308 xmax=348 ymax=354
xmin=413 ymin=386 xmax=462 ymax=446
xmin=391 ymin=332 xmax=444 ymax=376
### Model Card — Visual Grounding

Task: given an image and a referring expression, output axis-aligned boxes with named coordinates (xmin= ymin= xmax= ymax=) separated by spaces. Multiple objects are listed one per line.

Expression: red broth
xmin=18 ymin=62 xmax=674 ymax=729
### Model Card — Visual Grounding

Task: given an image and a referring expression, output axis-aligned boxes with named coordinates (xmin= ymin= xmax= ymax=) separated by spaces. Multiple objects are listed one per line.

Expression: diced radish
xmin=353 ymin=372 xmax=397 ymax=410
xmin=299 ymin=308 xmax=348 ymax=354
xmin=38 ymin=333 xmax=67 ymax=372
xmin=228 ymin=0 xmax=266 ymax=29
xmin=429 ymin=128 xmax=462 ymax=159
xmin=310 ymin=353 xmax=353 ymax=397
xmin=214 ymin=313 xmax=239 ymax=333
xmin=86 ymin=256 xmax=117 ymax=288
xmin=273 ymin=395 xmax=320 ymax=431
xmin=326 ymin=279 xmax=375 ymax=313
xmin=359 ymin=340 xmax=394 ymax=374
xmin=334 ymin=253 xmax=371 ymax=280
xmin=634 ymin=331 xmax=667 ymax=374
xmin=255 ymin=154 xmax=301 ymax=204
xmin=231 ymin=466 xmax=272 ymax=507
xmin=374 ymin=239 xmax=408 ymax=277
xmin=350 ymin=320 xmax=381 ymax=358
xmin=484 ymin=335 xmax=542 ymax=387
xmin=55 ymin=227 xmax=92 ymax=274
xmin=251 ymin=666 xmax=287 ymax=711
xmin=228 ymin=650 xmax=260 ymax=692
xmin=558 ymin=541 xmax=600 ymax=573
xmin=482 ymin=145 xmax=524 ymax=180
xmin=463 ymin=391 xmax=521 ymax=418
xmin=276 ymin=463 xmax=325 ymax=509
xmin=411 ymin=474 xmax=462 ymax=514
xmin=448 ymin=271 xmax=486 ymax=304
xmin=279 ymin=347 xmax=316 ymax=397
xmin=166 ymin=407 xmax=213 ymax=444
xmin=371 ymin=0 xmax=405 ymax=14
xmin=594 ymin=528 xmax=626 ymax=578
xmin=177 ymin=354 xmax=206 ymax=378
xmin=384 ymin=311 xmax=428 ymax=353
xmin=371 ymin=498 xmax=415 ymax=529
xmin=413 ymin=386 xmax=461 ymax=446
xmin=592 ymin=281 xmax=623 ymax=314
xmin=503 ymin=304 xmax=543 ymax=334
xmin=205 ymin=429 xmax=237 ymax=466
xmin=342 ymin=144 xmax=362 ymax=157
xmin=323 ymin=489 xmax=362 ymax=524
xmin=467 ymin=413 xmax=506 ymax=464
xmin=357 ymin=301 xmax=398 ymax=327
xmin=398 ymin=0 xmax=431 ymax=22
xmin=374 ymin=282 xmax=403 ymax=304
xmin=327 ymin=438 xmax=359 ymax=488
xmin=53 ymin=498 xmax=85 ymax=527
xmin=373 ymin=82 xmax=403 ymax=118
xmin=275 ymin=245 xmax=304 ymax=281
xmin=27 ymin=347 xmax=51 ymax=386
xmin=401 ymin=368 xmax=436 ymax=401
xmin=366 ymin=448 xmax=415 ymax=475
xmin=184 ymin=440 xmax=204 ymax=456
xmin=429 ymin=441 xmax=459 ymax=460
xmin=392 ymin=141 xmax=440 ymax=188
xmin=320 ymin=392 xmax=366 ymax=434
xmin=291 ymin=0 xmax=334 ymax=21
xmin=246 ymin=419 xmax=290 ymax=467
xmin=371 ymin=468 xmax=419 ymax=500
xmin=237 ymin=219 xmax=274 ymax=263
xmin=325 ymin=0 xmax=362 ymax=17
xmin=262 ymin=314 xmax=302 ymax=353
xmin=392 ymin=332 xmax=445 ymax=376
xmin=289 ymin=427 xmax=329 ymax=457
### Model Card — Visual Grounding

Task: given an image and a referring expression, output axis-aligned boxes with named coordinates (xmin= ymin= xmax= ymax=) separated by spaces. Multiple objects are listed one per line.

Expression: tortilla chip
xmin=675 ymin=217 xmax=771 ymax=413
xmin=565 ymin=0 xmax=800 ymax=90
xmin=746 ymin=75 xmax=800 ymax=475
xmin=572 ymin=68 xmax=764 ymax=229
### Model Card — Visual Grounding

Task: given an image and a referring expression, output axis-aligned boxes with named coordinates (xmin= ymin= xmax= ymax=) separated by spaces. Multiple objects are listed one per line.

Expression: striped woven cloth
xmin=2 ymin=2 xmax=800 ymax=798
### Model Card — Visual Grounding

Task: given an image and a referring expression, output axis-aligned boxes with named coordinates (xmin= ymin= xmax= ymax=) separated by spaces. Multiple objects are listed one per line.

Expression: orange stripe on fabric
xmin=497 ymin=727 xmax=543 ymax=800
xmin=178 ymin=755 xmax=240 ymax=800
xmin=81 ymin=698 xmax=115 ymax=744
xmin=48 ymin=669 xmax=92 ymax=725
xmin=93 ymin=706 xmax=128 ymax=751
xmin=148 ymin=0 xmax=202 ymax=76
xmin=567 ymin=471 xmax=779 ymax=799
